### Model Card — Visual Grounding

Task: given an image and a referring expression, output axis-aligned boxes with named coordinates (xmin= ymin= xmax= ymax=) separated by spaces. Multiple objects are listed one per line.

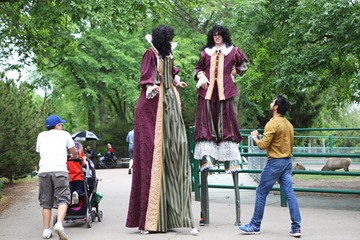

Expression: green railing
xmin=188 ymin=127 xmax=360 ymax=207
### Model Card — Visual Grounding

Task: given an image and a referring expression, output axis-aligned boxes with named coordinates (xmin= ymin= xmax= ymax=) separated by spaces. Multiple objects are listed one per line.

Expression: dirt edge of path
xmin=0 ymin=179 xmax=38 ymax=215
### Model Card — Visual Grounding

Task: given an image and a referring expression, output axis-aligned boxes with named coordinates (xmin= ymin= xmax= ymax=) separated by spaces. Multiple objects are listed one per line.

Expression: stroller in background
xmin=53 ymin=158 xmax=103 ymax=228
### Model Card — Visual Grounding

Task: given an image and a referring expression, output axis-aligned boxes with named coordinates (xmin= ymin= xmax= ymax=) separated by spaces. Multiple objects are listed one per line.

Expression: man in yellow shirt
xmin=239 ymin=95 xmax=302 ymax=238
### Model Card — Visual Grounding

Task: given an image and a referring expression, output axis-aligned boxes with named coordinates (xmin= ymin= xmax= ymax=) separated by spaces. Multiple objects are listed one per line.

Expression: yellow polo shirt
xmin=257 ymin=113 xmax=294 ymax=159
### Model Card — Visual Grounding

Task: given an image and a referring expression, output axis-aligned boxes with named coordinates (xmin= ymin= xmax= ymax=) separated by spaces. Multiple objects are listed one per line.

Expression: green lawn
xmin=293 ymin=169 xmax=360 ymax=180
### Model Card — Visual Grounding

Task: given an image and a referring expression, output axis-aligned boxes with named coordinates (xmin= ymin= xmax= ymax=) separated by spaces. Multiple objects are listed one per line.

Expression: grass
xmin=294 ymin=175 xmax=355 ymax=180
xmin=293 ymin=169 xmax=360 ymax=180
xmin=0 ymin=175 xmax=37 ymax=184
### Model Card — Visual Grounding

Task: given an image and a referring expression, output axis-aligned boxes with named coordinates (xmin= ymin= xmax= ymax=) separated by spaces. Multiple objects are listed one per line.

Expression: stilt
xmin=200 ymin=168 xmax=209 ymax=225
xmin=232 ymin=171 xmax=241 ymax=226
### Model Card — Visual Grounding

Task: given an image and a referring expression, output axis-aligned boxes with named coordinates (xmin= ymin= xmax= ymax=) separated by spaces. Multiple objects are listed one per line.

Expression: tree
xmin=1 ymin=0 xmax=359 ymax=158
xmin=0 ymin=0 xmax=157 ymax=153
xmin=312 ymin=102 xmax=360 ymax=148
xmin=232 ymin=0 xmax=360 ymax=127
xmin=0 ymin=80 xmax=45 ymax=180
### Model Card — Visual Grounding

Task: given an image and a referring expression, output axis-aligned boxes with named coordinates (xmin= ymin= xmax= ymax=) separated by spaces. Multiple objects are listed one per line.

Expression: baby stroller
xmin=54 ymin=158 xmax=103 ymax=228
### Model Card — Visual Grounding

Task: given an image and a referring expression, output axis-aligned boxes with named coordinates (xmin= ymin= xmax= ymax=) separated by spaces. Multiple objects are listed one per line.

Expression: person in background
xmin=239 ymin=95 xmax=302 ymax=237
xmin=36 ymin=114 xmax=78 ymax=240
xmin=193 ymin=24 xmax=249 ymax=226
xmin=99 ymin=143 xmax=117 ymax=168
xmin=126 ymin=129 xmax=134 ymax=175
xmin=106 ymin=143 xmax=114 ymax=155
xmin=125 ymin=25 xmax=198 ymax=235
xmin=106 ymin=143 xmax=115 ymax=159
xmin=67 ymin=141 xmax=88 ymax=205
xmin=85 ymin=145 xmax=94 ymax=159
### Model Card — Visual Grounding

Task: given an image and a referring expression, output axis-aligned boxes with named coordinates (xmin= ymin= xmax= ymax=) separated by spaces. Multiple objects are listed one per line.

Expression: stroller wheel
xmin=98 ymin=210 xmax=103 ymax=222
xmin=86 ymin=211 xmax=93 ymax=228
xmin=91 ymin=210 xmax=96 ymax=220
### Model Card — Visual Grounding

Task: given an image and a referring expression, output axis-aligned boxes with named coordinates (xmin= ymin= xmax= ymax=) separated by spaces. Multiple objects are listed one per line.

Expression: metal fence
xmin=189 ymin=127 xmax=360 ymax=206
xmin=247 ymin=135 xmax=360 ymax=181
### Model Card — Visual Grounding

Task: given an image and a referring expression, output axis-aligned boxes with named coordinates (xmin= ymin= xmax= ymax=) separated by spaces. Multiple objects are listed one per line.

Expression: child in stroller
xmin=59 ymin=142 xmax=103 ymax=228
xmin=68 ymin=142 xmax=87 ymax=204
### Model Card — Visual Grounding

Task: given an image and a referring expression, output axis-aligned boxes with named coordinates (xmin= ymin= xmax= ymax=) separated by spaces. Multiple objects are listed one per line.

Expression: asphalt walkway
xmin=0 ymin=168 xmax=359 ymax=240
xmin=197 ymin=171 xmax=360 ymax=240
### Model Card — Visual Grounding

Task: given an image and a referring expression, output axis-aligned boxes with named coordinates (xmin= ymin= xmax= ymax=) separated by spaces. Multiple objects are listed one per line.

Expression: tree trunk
xmin=88 ymin=106 xmax=96 ymax=131
xmin=98 ymin=94 xmax=106 ymax=125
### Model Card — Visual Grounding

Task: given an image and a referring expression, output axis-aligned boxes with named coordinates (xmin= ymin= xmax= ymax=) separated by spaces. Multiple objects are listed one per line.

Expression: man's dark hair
xmin=275 ymin=95 xmax=289 ymax=115
xmin=202 ymin=25 xmax=233 ymax=50
xmin=151 ymin=25 xmax=174 ymax=59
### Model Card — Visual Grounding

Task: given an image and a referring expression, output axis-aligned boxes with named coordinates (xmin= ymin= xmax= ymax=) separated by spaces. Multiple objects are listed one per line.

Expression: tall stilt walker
xmin=194 ymin=25 xmax=250 ymax=226
xmin=126 ymin=25 xmax=198 ymax=236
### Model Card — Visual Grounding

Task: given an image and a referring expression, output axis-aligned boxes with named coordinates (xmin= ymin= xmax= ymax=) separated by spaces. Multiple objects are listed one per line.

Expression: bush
xmin=0 ymin=179 xmax=3 ymax=200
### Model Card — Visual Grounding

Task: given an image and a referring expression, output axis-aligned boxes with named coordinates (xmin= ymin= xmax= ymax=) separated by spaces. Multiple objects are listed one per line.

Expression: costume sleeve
xmin=172 ymin=64 xmax=180 ymax=86
xmin=194 ymin=51 xmax=206 ymax=81
xmin=139 ymin=49 xmax=157 ymax=86
xmin=257 ymin=122 xmax=275 ymax=150
xmin=173 ymin=66 xmax=180 ymax=75
xmin=234 ymin=47 xmax=250 ymax=76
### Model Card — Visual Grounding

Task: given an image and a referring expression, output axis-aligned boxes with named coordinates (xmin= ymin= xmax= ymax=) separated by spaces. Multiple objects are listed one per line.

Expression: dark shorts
xmin=128 ymin=147 xmax=134 ymax=159
xmin=38 ymin=172 xmax=70 ymax=208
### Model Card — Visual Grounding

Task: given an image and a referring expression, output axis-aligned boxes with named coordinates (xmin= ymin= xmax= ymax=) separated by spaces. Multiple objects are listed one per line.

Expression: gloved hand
xmin=174 ymin=75 xmax=188 ymax=88
xmin=146 ymin=85 xmax=160 ymax=99
xmin=196 ymin=72 xmax=209 ymax=89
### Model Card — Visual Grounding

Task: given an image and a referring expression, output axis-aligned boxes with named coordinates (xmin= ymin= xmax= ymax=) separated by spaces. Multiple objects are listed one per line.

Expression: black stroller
xmin=54 ymin=158 xmax=103 ymax=228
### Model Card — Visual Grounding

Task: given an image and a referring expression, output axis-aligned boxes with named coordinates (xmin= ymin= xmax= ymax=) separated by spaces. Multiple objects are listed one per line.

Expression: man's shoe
xmin=128 ymin=169 xmax=131 ymax=175
xmin=54 ymin=223 xmax=68 ymax=240
xmin=42 ymin=228 xmax=52 ymax=239
xmin=72 ymin=191 xmax=79 ymax=205
xmin=239 ymin=223 xmax=261 ymax=234
xmin=290 ymin=229 xmax=302 ymax=238
xmin=199 ymin=218 xmax=205 ymax=226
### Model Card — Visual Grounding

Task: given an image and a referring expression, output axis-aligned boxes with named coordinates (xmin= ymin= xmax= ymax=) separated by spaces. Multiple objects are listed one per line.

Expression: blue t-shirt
xmin=126 ymin=130 xmax=134 ymax=148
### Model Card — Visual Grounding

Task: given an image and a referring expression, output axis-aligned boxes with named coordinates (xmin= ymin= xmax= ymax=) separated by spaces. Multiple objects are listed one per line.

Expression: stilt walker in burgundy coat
xmin=194 ymin=25 xmax=250 ymax=226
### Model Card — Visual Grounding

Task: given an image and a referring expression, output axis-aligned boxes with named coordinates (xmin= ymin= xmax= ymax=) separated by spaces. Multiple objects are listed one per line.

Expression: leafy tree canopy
xmin=0 ymin=0 xmax=359 ymax=180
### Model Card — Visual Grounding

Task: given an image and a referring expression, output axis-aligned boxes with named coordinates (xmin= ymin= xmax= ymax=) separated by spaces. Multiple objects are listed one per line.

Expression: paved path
xmin=0 ymin=168 xmax=359 ymax=240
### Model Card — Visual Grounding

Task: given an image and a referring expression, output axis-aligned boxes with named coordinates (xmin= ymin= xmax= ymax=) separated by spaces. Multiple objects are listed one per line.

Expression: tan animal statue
xmin=292 ymin=163 xmax=306 ymax=171
xmin=321 ymin=158 xmax=352 ymax=171
xmin=292 ymin=163 xmax=306 ymax=176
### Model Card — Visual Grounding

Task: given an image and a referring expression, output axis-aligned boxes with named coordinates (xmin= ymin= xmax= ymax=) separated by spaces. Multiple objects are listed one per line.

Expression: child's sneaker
xmin=290 ymin=229 xmax=302 ymax=237
xmin=72 ymin=191 xmax=79 ymax=205
xmin=42 ymin=228 xmax=52 ymax=239
xmin=239 ymin=223 xmax=261 ymax=234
